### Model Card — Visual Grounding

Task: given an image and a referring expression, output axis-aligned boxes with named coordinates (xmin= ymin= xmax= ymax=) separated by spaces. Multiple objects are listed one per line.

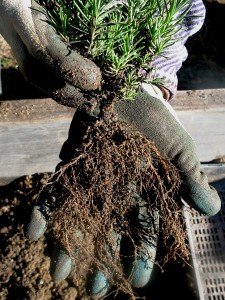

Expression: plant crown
xmin=39 ymin=0 xmax=194 ymax=100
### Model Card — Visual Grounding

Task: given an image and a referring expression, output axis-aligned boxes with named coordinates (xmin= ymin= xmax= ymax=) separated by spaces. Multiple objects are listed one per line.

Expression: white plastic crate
xmin=185 ymin=165 xmax=225 ymax=300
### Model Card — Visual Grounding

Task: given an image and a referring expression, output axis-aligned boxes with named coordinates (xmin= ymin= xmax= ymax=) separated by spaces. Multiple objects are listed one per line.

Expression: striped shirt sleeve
xmin=150 ymin=0 xmax=206 ymax=98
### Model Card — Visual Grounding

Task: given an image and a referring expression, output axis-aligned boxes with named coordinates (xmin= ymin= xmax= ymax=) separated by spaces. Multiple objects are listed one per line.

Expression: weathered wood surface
xmin=201 ymin=164 xmax=225 ymax=190
xmin=0 ymin=89 xmax=225 ymax=184
xmin=170 ymin=89 xmax=225 ymax=163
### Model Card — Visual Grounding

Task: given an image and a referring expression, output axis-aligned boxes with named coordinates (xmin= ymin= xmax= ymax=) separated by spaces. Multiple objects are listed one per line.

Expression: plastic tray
xmin=185 ymin=186 xmax=225 ymax=300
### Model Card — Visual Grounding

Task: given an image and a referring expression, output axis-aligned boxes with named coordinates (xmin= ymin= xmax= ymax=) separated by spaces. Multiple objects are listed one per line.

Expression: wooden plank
xmin=176 ymin=110 xmax=225 ymax=162
xmin=170 ymin=89 xmax=225 ymax=111
xmin=172 ymin=89 xmax=225 ymax=162
xmin=201 ymin=164 xmax=225 ymax=191
xmin=1 ymin=88 xmax=225 ymax=123
xmin=0 ymin=89 xmax=225 ymax=183
xmin=0 ymin=98 xmax=74 ymax=122
xmin=0 ymin=119 xmax=71 ymax=183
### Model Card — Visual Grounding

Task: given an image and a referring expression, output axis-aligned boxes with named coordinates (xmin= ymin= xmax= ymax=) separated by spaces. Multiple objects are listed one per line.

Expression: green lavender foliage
xmin=40 ymin=0 xmax=193 ymax=100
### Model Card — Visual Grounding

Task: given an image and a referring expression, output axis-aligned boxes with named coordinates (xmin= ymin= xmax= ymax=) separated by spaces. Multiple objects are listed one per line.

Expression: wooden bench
xmin=0 ymin=89 xmax=225 ymax=185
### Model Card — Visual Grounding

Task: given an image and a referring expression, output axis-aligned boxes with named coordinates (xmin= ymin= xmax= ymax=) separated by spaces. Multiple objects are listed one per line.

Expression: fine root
xmin=36 ymin=107 xmax=189 ymax=298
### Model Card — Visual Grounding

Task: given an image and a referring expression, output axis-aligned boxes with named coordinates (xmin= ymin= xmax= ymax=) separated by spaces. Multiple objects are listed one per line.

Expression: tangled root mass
xmin=38 ymin=106 xmax=189 ymax=298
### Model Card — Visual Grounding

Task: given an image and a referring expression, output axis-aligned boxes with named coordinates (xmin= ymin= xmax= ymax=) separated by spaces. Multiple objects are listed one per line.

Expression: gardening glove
xmin=114 ymin=83 xmax=221 ymax=216
xmin=26 ymin=108 xmax=159 ymax=299
xmin=0 ymin=0 xmax=101 ymax=108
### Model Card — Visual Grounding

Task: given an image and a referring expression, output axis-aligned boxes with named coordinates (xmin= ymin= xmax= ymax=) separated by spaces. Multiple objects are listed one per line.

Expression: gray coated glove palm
xmin=0 ymin=0 xmax=101 ymax=107
xmin=115 ymin=83 xmax=221 ymax=216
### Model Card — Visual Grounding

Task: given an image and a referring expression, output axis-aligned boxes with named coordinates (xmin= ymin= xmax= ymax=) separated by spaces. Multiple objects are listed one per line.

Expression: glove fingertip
xmin=86 ymin=270 xmax=109 ymax=299
xmin=126 ymin=246 xmax=156 ymax=289
xmin=50 ymin=247 xmax=73 ymax=281
xmin=200 ymin=186 xmax=221 ymax=216
xmin=181 ymin=180 xmax=221 ymax=217
xmin=26 ymin=205 xmax=48 ymax=241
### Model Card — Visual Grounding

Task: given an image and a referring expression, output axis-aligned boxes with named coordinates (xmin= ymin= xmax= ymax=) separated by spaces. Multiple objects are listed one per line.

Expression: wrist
xmin=156 ymin=85 xmax=171 ymax=101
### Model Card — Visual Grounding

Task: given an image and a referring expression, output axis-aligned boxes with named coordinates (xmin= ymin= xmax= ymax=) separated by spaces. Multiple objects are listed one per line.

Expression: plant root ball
xmin=37 ymin=106 xmax=189 ymax=298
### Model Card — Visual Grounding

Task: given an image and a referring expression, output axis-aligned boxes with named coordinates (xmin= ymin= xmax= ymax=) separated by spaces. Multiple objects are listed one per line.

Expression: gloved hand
xmin=26 ymin=107 xmax=159 ymax=298
xmin=115 ymin=83 xmax=221 ymax=216
xmin=0 ymin=0 xmax=101 ymax=108
xmin=26 ymin=83 xmax=221 ymax=299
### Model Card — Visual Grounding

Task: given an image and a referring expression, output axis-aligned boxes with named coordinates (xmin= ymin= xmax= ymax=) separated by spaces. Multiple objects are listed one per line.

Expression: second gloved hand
xmin=115 ymin=83 xmax=221 ymax=216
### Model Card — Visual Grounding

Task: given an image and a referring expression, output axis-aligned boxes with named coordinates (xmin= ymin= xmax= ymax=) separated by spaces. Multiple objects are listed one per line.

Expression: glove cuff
xmin=141 ymin=83 xmax=165 ymax=101
xmin=157 ymin=85 xmax=171 ymax=101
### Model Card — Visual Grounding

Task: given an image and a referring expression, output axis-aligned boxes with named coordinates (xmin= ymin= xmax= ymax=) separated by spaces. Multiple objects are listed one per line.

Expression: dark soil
xmin=0 ymin=174 xmax=78 ymax=300
xmin=0 ymin=174 xmax=198 ymax=300
xmin=0 ymin=1 xmax=224 ymax=299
